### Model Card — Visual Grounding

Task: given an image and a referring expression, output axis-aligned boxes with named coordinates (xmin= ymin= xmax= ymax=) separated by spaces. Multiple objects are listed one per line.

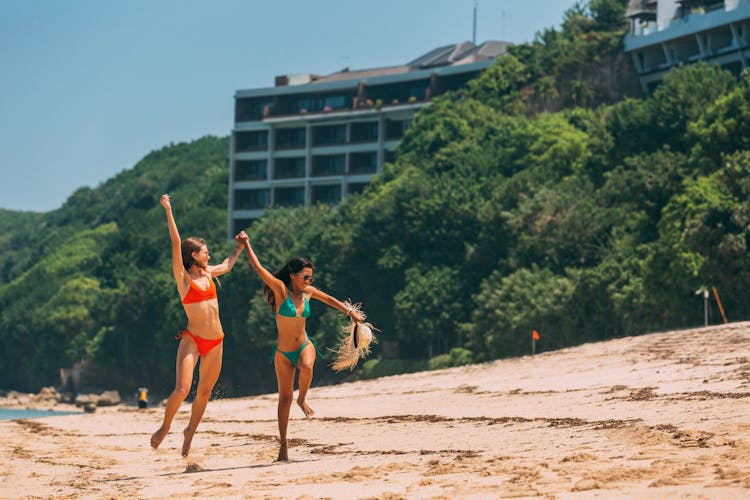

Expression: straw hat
xmin=330 ymin=301 xmax=377 ymax=372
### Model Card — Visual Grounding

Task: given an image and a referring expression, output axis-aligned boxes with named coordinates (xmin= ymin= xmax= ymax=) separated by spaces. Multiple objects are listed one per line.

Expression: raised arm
xmin=208 ymin=241 xmax=244 ymax=277
xmin=160 ymin=194 xmax=187 ymax=286
xmin=307 ymin=286 xmax=365 ymax=323
xmin=236 ymin=231 xmax=285 ymax=296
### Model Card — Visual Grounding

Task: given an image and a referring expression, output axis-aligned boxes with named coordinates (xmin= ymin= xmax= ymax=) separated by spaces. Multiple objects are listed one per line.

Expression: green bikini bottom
xmin=272 ymin=334 xmax=324 ymax=367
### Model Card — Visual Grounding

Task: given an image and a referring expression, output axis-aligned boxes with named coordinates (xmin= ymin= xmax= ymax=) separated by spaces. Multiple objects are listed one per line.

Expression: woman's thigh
xmin=175 ymin=337 xmax=200 ymax=389
xmin=274 ymin=352 xmax=296 ymax=395
xmin=297 ymin=342 xmax=316 ymax=371
xmin=197 ymin=344 xmax=223 ymax=391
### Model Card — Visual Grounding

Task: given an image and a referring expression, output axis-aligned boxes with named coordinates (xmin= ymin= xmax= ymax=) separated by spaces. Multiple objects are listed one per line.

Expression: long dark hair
xmin=264 ymin=257 xmax=314 ymax=311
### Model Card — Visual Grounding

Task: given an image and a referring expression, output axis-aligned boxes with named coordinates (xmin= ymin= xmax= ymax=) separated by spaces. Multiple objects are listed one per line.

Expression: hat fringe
xmin=330 ymin=301 xmax=377 ymax=372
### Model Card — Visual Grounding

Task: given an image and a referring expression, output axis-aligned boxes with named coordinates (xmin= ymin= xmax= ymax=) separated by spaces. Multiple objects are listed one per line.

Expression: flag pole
xmin=532 ymin=330 xmax=540 ymax=355
xmin=712 ymin=287 xmax=728 ymax=324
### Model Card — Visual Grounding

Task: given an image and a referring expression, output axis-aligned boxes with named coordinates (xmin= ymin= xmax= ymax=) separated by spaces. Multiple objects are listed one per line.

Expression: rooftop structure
xmin=228 ymin=41 xmax=509 ymax=236
xmin=625 ymin=0 xmax=750 ymax=91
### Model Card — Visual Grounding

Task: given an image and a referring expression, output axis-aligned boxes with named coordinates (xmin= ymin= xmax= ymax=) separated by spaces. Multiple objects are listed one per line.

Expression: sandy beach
xmin=3 ymin=322 xmax=750 ymax=499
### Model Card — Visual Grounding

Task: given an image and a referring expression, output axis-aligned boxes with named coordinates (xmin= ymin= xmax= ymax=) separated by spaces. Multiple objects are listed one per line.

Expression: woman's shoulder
xmin=175 ymin=267 xmax=191 ymax=285
xmin=273 ymin=286 xmax=289 ymax=302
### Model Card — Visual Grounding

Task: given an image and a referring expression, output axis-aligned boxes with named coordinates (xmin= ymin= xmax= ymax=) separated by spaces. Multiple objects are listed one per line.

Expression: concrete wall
xmin=658 ymin=0 xmax=679 ymax=31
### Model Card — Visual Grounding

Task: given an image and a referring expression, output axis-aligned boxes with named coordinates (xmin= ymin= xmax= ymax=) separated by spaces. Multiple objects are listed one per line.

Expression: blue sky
xmin=0 ymin=0 xmax=578 ymax=212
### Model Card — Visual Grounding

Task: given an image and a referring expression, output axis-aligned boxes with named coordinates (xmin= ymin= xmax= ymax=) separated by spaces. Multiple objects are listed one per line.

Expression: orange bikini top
xmin=182 ymin=276 xmax=217 ymax=304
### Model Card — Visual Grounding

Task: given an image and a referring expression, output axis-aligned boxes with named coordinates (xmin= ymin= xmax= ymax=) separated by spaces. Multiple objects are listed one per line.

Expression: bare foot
xmin=150 ymin=426 xmax=168 ymax=449
xmin=181 ymin=427 xmax=195 ymax=457
xmin=275 ymin=444 xmax=288 ymax=462
xmin=297 ymin=398 xmax=314 ymax=418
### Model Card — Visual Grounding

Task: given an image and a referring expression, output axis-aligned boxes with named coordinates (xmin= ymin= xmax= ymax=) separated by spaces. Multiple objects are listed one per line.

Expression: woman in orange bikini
xmin=151 ymin=194 xmax=243 ymax=456
xmin=236 ymin=230 xmax=364 ymax=461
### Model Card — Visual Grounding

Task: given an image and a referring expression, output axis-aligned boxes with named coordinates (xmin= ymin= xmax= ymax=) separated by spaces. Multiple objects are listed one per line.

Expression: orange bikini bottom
xmin=176 ymin=330 xmax=224 ymax=356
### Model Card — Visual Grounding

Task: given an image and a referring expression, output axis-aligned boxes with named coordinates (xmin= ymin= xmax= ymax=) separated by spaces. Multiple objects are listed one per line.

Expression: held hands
xmin=235 ymin=230 xmax=249 ymax=246
xmin=160 ymin=194 xmax=171 ymax=210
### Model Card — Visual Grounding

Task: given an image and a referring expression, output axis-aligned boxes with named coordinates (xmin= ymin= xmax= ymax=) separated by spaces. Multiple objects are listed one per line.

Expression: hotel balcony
xmin=625 ymin=0 xmax=750 ymax=91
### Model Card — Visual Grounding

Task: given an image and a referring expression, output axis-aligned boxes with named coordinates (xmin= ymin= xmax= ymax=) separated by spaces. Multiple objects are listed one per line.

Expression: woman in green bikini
xmin=236 ymin=231 xmax=363 ymax=461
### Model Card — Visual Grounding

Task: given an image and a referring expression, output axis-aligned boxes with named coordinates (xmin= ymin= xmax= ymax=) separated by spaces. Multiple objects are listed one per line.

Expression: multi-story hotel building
xmin=625 ymin=0 xmax=750 ymax=92
xmin=228 ymin=41 xmax=509 ymax=236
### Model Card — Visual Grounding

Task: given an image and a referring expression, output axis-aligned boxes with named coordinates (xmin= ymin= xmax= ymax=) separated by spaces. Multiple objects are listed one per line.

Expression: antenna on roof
xmin=472 ymin=0 xmax=478 ymax=44
xmin=502 ymin=9 xmax=506 ymax=40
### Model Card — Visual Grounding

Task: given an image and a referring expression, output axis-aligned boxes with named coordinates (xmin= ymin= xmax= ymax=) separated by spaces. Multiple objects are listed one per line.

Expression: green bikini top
xmin=277 ymin=294 xmax=310 ymax=318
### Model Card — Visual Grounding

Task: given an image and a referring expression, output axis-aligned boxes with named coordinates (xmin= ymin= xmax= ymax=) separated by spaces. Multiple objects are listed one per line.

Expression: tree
xmin=650 ymin=63 xmax=736 ymax=153
xmin=466 ymin=56 xmax=528 ymax=115
xmin=466 ymin=266 xmax=575 ymax=359
xmin=589 ymin=0 xmax=628 ymax=31
xmin=688 ymin=70 xmax=750 ymax=164
xmin=393 ymin=266 xmax=466 ymax=357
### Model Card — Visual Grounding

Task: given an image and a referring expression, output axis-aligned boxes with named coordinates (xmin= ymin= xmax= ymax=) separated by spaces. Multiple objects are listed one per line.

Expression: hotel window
xmin=349 ymin=152 xmax=377 ymax=174
xmin=274 ymin=186 xmax=305 ymax=207
xmin=384 ymin=149 xmax=397 ymax=164
xmin=324 ymin=95 xmax=346 ymax=109
xmin=234 ymin=130 xmax=268 ymax=152
xmin=704 ymin=1 xmax=725 ymax=12
xmin=350 ymin=121 xmax=378 ymax=143
xmin=347 ymin=182 xmax=368 ymax=195
xmin=293 ymin=94 xmax=349 ymax=113
xmin=312 ymin=154 xmax=345 ymax=176
xmin=368 ymin=82 xmax=426 ymax=105
xmin=312 ymin=124 xmax=347 ymax=146
xmin=311 ymin=184 xmax=342 ymax=205
xmin=234 ymin=160 xmax=268 ymax=181
xmin=438 ymin=73 xmax=479 ymax=92
xmin=385 ymin=119 xmax=411 ymax=140
xmin=234 ymin=189 xmax=270 ymax=210
xmin=273 ymin=157 xmax=306 ymax=179
xmin=233 ymin=218 xmax=253 ymax=235
xmin=235 ymin=98 xmax=272 ymax=122
xmin=408 ymin=86 xmax=426 ymax=100
xmin=275 ymin=128 xmax=306 ymax=149
xmin=293 ymin=97 xmax=313 ymax=113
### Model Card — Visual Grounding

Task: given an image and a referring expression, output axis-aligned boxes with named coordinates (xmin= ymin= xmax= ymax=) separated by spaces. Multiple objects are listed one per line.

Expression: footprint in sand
xmin=185 ymin=463 xmax=205 ymax=473
xmin=561 ymin=453 xmax=598 ymax=463
xmin=256 ymin=449 xmax=279 ymax=463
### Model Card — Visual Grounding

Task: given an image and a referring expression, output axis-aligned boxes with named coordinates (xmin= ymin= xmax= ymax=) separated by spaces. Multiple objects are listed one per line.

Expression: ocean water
xmin=0 ymin=408 xmax=78 ymax=420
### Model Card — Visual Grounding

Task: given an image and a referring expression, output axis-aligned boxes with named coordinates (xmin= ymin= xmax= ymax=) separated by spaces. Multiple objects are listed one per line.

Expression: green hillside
xmin=4 ymin=0 xmax=750 ymax=396
xmin=0 ymin=136 xmax=238 ymax=393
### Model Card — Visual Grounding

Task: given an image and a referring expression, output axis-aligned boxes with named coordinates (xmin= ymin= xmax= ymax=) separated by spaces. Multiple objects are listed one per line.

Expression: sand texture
xmin=3 ymin=322 xmax=750 ymax=499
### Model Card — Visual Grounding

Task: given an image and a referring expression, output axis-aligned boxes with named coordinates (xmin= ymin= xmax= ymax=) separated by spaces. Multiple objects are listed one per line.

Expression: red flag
xmin=532 ymin=330 xmax=540 ymax=341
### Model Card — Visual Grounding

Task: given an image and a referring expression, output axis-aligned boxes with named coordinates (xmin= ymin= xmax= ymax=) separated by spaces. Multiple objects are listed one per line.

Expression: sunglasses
xmin=296 ymin=273 xmax=314 ymax=284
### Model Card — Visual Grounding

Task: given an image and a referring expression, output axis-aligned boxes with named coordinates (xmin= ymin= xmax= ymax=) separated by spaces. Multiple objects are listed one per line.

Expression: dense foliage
xmin=3 ymin=0 xmax=750 ymax=396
